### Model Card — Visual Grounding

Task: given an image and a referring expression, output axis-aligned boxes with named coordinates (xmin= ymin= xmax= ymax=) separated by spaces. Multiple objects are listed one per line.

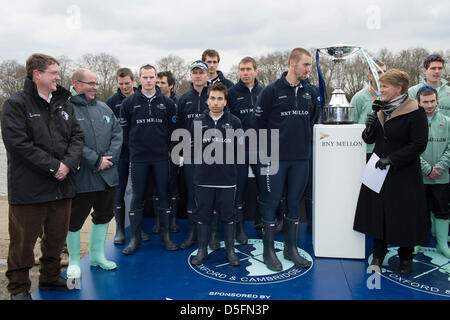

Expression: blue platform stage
xmin=32 ymin=218 xmax=450 ymax=300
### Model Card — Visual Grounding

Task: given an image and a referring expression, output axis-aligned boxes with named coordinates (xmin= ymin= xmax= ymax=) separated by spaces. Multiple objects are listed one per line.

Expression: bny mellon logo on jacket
xmin=136 ymin=117 xmax=162 ymax=124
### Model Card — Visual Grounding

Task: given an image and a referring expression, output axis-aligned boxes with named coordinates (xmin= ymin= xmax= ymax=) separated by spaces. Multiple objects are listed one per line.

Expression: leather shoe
xmin=368 ymin=257 xmax=384 ymax=273
xmin=398 ymin=259 xmax=412 ymax=274
xmin=39 ymin=276 xmax=70 ymax=291
xmin=11 ymin=291 xmax=32 ymax=300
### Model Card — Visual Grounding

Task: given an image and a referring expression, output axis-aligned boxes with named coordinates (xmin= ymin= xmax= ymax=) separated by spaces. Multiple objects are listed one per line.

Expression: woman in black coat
xmin=353 ymin=69 xmax=429 ymax=274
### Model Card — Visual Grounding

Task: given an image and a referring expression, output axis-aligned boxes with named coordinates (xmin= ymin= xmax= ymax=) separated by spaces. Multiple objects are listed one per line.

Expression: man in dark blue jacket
xmin=176 ymin=60 xmax=210 ymax=250
xmin=120 ymin=64 xmax=177 ymax=254
xmin=253 ymin=48 xmax=320 ymax=271
xmin=190 ymin=83 xmax=242 ymax=266
xmin=156 ymin=71 xmax=180 ymax=233
xmin=202 ymin=49 xmax=234 ymax=89
xmin=227 ymin=56 xmax=264 ymax=244
xmin=105 ymin=68 xmax=151 ymax=246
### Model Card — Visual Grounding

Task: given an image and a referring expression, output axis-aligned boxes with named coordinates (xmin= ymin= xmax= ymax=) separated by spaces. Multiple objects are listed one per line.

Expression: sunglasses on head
xmin=418 ymin=85 xmax=436 ymax=93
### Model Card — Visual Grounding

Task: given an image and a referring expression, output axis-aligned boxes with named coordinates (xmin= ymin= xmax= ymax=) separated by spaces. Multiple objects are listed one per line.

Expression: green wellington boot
xmin=89 ymin=223 xmax=117 ymax=270
xmin=435 ymin=218 xmax=450 ymax=258
xmin=66 ymin=230 xmax=81 ymax=289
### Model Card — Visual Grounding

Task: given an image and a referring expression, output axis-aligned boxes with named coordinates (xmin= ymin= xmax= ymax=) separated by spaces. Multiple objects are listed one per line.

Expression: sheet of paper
xmin=360 ymin=153 xmax=390 ymax=194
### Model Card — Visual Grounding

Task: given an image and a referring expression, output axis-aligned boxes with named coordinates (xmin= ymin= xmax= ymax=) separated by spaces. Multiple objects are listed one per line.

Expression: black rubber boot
xmin=151 ymin=196 xmax=160 ymax=234
xmin=209 ymin=211 xmax=221 ymax=251
xmin=159 ymin=208 xmax=178 ymax=251
xmin=304 ymin=197 xmax=313 ymax=233
xmin=123 ymin=208 xmax=143 ymax=255
xmin=283 ymin=215 xmax=311 ymax=268
xmin=114 ymin=203 xmax=126 ymax=245
xmin=169 ymin=197 xmax=180 ymax=233
xmin=180 ymin=211 xmax=198 ymax=249
xmin=223 ymin=222 xmax=240 ymax=266
xmin=262 ymin=219 xmax=282 ymax=271
xmin=254 ymin=199 xmax=263 ymax=237
xmin=275 ymin=198 xmax=286 ymax=234
xmin=235 ymin=203 xmax=248 ymax=245
xmin=191 ymin=222 xmax=209 ymax=265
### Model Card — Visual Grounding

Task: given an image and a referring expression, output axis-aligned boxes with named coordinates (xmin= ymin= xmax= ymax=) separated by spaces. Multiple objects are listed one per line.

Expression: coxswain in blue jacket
xmin=190 ymin=83 xmax=242 ymax=267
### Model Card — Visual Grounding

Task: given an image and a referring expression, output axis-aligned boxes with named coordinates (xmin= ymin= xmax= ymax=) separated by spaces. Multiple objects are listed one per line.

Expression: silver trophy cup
xmin=318 ymin=44 xmax=359 ymax=124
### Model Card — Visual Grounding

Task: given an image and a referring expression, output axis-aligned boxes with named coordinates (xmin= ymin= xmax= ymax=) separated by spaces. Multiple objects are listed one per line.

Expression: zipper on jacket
xmin=146 ymin=95 xmax=156 ymax=117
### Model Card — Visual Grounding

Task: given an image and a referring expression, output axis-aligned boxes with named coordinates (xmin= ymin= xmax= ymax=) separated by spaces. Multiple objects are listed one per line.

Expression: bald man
xmin=65 ymin=68 xmax=123 ymax=288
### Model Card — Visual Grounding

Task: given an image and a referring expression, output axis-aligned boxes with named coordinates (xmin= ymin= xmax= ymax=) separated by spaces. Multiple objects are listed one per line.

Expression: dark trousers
xmin=424 ymin=183 xmax=449 ymax=219
xmin=168 ymin=159 xmax=179 ymax=198
xmin=115 ymin=157 xmax=130 ymax=206
xmin=69 ymin=187 xmax=115 ymax=232
xmin=235 ymin=162 xmax=261 ymax=205
xmin=259 ymin=159 xmax=309 ymax=221
xmin=183 ymin=164 xmax=196 ymax=211
xmin=6 ymin=199 xmax=71 ymax=294
xmin=195 ymin=186 xmax=236 ymax=224
xmin=373 ymin=238 xmax=413 ymax=260
xmin=130 ymin=160 xmax=169 ymax=210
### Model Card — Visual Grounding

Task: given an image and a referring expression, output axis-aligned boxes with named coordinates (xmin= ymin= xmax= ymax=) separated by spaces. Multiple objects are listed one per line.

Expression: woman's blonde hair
xmin=379 ymin=69 xmax=409 ymax=94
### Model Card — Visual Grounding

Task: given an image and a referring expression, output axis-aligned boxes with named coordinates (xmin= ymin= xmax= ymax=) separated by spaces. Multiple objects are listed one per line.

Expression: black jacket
xmin=354 ymin=98 xmax=429 ymax=247
xmin=120 ymin=86 xmax=176 ymax=162
xmin=191 ymin=110 xmax=242 ymax=187
xmin=105 ymin=87 xmax=137 ymax=160
xmin=252 ymin=72 xmax=320 ymax=161
xmin=1 ymin=78 xmax=84 ymax=205
xmin=207 ymin=70 xmax=234 ymax=89
xmin=227 ymin=78 xmax=263 ymax=130
xmin=169 ymin=91 xmax=178 ymax=105
xmin=177 ymin=84 xmax=209 ymax=131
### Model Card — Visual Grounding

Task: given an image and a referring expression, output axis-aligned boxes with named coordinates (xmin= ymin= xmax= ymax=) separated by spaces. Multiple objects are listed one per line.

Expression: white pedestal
xmin=312 ymin=124 xmax=366 ymax=259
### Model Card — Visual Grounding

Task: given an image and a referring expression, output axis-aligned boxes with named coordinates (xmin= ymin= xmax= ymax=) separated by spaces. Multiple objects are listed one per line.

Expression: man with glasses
xmin=120 ymin=64 xmax=178 ymax=254
xmin=409 ymin=54 xmax=450 ymax=117
xmin=2 ymin=54 xmax=84 ymax=299
xmin=65 ymin=68 xmax=123 ymax=288
xmin=351 ymin=60 xmax=386 ymax=160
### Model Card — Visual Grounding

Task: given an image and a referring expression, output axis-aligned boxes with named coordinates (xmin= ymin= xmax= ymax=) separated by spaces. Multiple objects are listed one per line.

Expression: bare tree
xmin=56 ymin=55 xmax=76 ymax=89
xmin=256 ymin=51 xmax=289 ymax=86
xmin=0 ymin=60 xmax=26 ymax=112
xmin=155 ymin=54 xmax=190 ymax=96
xmin=393 ymin=48 xmax=430 ymax=85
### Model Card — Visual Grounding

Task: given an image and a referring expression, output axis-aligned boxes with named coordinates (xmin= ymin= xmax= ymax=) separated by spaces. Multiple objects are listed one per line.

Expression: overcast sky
xmin=1 ymin=0 xmax=449 ymax=73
